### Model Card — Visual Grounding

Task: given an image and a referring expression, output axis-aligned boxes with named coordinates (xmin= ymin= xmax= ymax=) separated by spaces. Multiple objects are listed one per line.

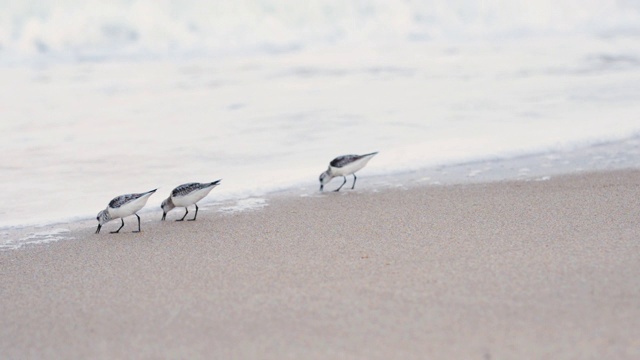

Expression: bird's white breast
xmin=108 ymin=193 xmax=154 ymax=219
xmin=330 ymin=155 xmax=375 ymax=177
xmin=171 ymin=186 xmax=215 ymax=207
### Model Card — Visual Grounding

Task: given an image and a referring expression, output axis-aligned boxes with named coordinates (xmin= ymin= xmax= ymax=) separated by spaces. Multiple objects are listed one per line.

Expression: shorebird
xmin=161 ymin=180 xmax=222 ymax=221
xmin=319 ymin=152 xmax=378 ymax=191
xmin=96 ymin=189 xmax=157 ymax=234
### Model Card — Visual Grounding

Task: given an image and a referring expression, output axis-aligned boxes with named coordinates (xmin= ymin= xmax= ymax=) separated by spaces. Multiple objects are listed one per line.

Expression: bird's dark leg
xmin=335 ymin=176 xmax=347 ymax=192
xmin=351 ymin=174 xmax=357 ymax=190
xmin=132 ymin=214 xmax=141 ymax=233
xmin=177 ymin=208 xmax=188 ymax=221
xmin=188 ymin=204 xmax=199 ymax=221
xmin=110 ymin=218 xmax=125 ymax=233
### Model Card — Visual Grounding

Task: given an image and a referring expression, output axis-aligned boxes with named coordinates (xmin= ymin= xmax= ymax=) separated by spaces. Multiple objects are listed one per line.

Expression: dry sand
xmin=2 ymin=170 xmax=640 ymax=359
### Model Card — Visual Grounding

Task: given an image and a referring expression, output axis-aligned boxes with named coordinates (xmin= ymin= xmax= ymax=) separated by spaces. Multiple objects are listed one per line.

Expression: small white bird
xmin=319 ymin=152 xmax=378 ymax=191
xmin=96 ymin=189 xmax=157 ymax=234
xmin=161 ymin=180 xmax=222 ymax=221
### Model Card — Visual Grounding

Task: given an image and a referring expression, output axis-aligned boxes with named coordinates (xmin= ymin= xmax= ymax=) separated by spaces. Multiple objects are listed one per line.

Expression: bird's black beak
xmin=95 ymin=224 xmax=101 ymax=234
xmin=320 ymin=184 xmax=324 ymax=191
xmin=161 ymin=212 xmax=166 ymax=221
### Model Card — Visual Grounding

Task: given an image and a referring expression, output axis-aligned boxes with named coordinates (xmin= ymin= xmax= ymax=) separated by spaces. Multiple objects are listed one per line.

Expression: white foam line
xmin=218 ymin=198 xmax=268 ymax=214
xmin=0 ymin=228 xmax=74 ymax=251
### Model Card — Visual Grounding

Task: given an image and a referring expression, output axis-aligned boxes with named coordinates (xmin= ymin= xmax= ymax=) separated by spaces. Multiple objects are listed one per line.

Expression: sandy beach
xmin=1 ymin=170 xmax=640 ymax=359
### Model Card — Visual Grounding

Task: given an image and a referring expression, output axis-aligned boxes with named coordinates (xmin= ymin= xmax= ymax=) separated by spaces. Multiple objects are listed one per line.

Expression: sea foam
xmin=1 ymin=0 xmax=640 ymax=63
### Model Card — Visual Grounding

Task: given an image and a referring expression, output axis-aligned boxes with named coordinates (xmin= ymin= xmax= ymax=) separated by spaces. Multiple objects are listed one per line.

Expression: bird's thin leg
xmin=335 ymin=176 xmax=347 ymax=192
xmin=351 ymin=174 xmax=357 ymax=190
xmin=177 ymin=208 xmax=188 ymax=221
xmin=188 ymin=204 xmax=199 ymax=221
xmin=132 ymin=214 xmax=141 ymax=233
xmin=110 ymin=219 xmax=125 ymax=233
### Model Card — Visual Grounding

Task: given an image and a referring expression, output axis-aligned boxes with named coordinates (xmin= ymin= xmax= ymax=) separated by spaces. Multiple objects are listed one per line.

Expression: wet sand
xmin=2 ymin=170 xmax=640 ymax=359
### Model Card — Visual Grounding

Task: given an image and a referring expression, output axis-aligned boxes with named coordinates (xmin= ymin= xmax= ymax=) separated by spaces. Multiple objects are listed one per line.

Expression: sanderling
xmin=161 ymin=180 xmax=222 ymax=221
xmin=96 ymin=189 xmax=157 ymax=234
xmin=319 ymin=152 xmax=378 ymax=191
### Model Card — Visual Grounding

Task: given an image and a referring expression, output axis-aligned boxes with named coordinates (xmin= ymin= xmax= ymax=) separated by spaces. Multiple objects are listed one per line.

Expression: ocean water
xmin=2 ymin=1 xmax=640 ymax=248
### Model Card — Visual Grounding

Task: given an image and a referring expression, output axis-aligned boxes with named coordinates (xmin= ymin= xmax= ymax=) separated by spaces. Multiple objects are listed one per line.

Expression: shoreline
xmin=3 ymin=131 xmax=640 ymax=248
xmin=2 ymin=169 xmax=640 ymax=358
xmin=2 ymin=133 xmax=640 ymax=233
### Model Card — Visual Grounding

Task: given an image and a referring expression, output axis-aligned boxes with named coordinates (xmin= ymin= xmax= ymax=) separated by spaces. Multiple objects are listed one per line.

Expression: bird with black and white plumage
xmin=319 ymin=152 xmax=378 ymax=192
xmin=96 ymin=189 xmax=157 ymax=234
xmin=161 ymin=180 xmax=222 ymax=221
